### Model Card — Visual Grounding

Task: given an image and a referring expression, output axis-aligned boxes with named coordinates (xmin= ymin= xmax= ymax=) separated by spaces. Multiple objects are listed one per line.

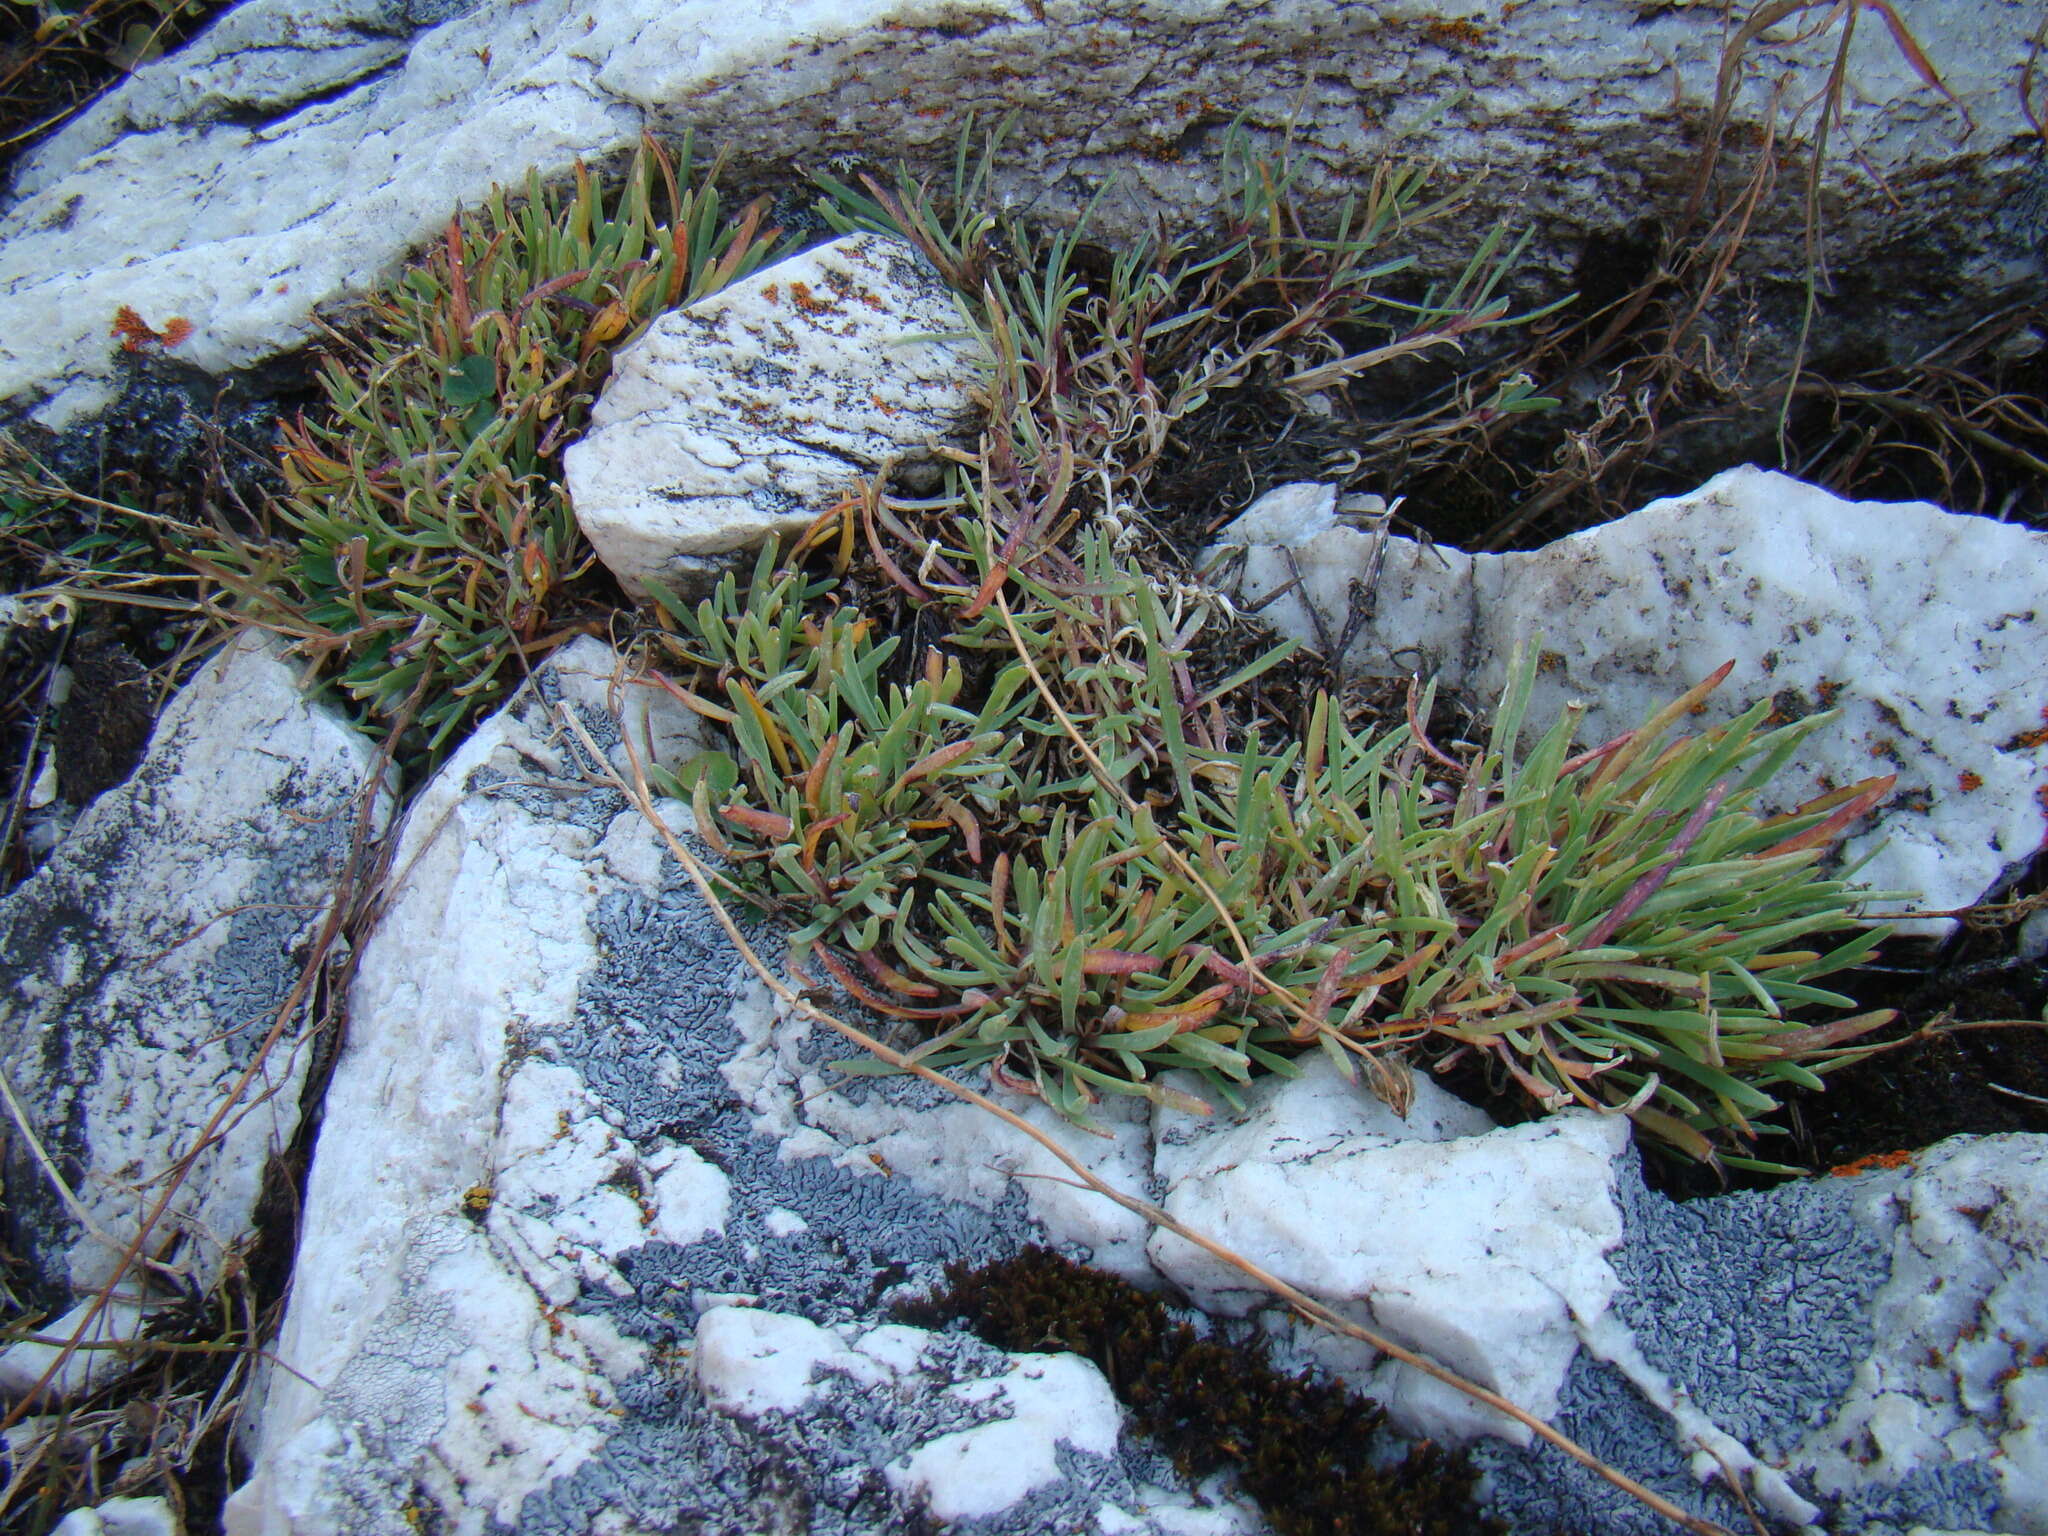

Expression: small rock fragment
xmin=885 ymin=1350 xmax=1123 ymax=1521
xmin=565 ymin=232 xmax=984 ymax=597
xmin=50 ymin=1496 xmax=180 ymax=1536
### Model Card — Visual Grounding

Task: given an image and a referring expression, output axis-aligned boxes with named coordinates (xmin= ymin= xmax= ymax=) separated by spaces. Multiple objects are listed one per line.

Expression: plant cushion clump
xmin=193 ymin=136 xmax=787 ymax=763
xmin=651 ymin=517 xmax=1899 ymax=1171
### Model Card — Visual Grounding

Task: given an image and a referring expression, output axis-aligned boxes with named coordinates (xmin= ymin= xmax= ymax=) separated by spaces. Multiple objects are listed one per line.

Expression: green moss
xmin=901 ymin=1245 xmax=1499 ymax=1536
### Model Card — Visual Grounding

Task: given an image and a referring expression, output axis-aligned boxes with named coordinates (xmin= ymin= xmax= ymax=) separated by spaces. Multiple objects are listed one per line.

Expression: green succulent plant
xmin=813 ymin=114 xmax=1564 ymax=517
xmin=193 ymin=135 xmax=790 ymax=763
xmin=652 ymin=513 xmax=1899 ymax=1169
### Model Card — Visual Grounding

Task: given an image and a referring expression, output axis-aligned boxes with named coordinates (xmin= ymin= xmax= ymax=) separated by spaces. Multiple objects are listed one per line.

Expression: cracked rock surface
xmin=1209 ymin=469 xmax=2048 ymax=933
xmin=0 ymin=634 xmax=389 ymax=1400
xmin=6 ymin=0 xmax=2039 ymax=431
xmin=1480 ymin=1139 xmax=2046 ymax=1535
xmin=563 ymin=232 xmax=983 ymax=597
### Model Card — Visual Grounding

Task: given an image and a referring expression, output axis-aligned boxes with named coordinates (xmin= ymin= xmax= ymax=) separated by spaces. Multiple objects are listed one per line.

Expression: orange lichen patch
xmin=1827 ymin=1148 xmax=1918 ymax=1177
xmin=110 ymin=305 xmax=152 ymax=346
xmin=788 ymin=280 xmax=833 ymax=316
xmin=869 ymin=391 xmax=900 ymax=416
xmin=1423 ymin=17 xmax=1488 ymax=46
xmin=111 ymin=305 xmax=193 ymax=352
xmin=1816 ymin=679 xmax=1842 ymax=708
xmin=2001 ymin=703 xmax=2048 ymax=752
xmin=1959 ymin=771 xmax=1984 ymax=792
xmin=1537 ymin=650 xmax=1565 ymax=674
xmin=1869 ymin=738 xmax=1897 ymax=759
xmin=762 ymin=282 xmax=780 ymax=304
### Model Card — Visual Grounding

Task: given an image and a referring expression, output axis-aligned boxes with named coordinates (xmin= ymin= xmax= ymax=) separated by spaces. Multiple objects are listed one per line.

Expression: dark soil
xmin=1 ymin=0 xmax=235 ymax=181
xmin=49 ymin=629 xmax=156 ymax=805
xmin=1145 ymin=255 xmax=2047 ymax=558
xmin=1430 ymin=868 xmax=2048 ymax=1202
xmin=1778 ymin=912 xmax=2048 ymax=1167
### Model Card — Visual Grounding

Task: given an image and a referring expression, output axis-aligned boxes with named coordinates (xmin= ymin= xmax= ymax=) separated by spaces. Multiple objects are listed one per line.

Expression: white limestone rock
xmin=1475 ymin=1133 xmax=2048 ymax=1535
xmin=790 ymin=1062 xmax=1159 ymax=1286
xmin=2023 ymin=908 xmax=2048 ymax=963
xmin=0 ymin=1299 xmax=149 ymax=1405
xmin=0 ymin=633 xmax=387 ymax=1398
xmin=691 ymin=1306 xmax=1185 ymax=1530
xmin=1150 ymin=1056 xmax=1495 ymax=1190
xmin=563 ymin=233 xmax=984 ymax=597
xmin=15 ymin=0 xmax=435 ymax=191
xmin=716 ymin=947 xmax=1161 ymax=1282
xmin=5 ymin=0 xmax=2036 ymax=430
xmin=1794 ymin=1138 xmax=2048 ymax=1532
xmin=1146 ymin=1056 xmax=1631 ymax=1444
xmin=693 ymin=1306 xmax=885 ymax=1419
xmin=884 ymin=1350 xmax=1123 ymax=1522
xmin=226 ymin=640 xmax=1241 ymax=1536
xmin=2 ymin=0 xmax=639 ymax=429
xmin=49 ymin=1497 xmax=180 ymax=1536
xmin=1208 ymin=469 xmax=2048 ymax=932
xmin=225 ymin=639 xmax=709 ymax=1534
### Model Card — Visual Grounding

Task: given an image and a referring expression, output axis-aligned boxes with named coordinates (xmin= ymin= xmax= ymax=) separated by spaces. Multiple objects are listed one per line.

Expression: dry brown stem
xmin=572 ymin=684 xmax=1742 ymax=1536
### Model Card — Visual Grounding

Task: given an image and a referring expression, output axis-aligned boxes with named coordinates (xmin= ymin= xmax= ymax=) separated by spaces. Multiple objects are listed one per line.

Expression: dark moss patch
xmin=52 ymin=628 xmax=155 ymax=805
xmin=901 ymin=1245 xmax=1498 ymax=1536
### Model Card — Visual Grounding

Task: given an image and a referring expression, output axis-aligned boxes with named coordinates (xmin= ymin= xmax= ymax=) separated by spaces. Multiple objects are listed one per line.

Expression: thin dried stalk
xmin=573 ymin=694 xmax=1741 ymax=1536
